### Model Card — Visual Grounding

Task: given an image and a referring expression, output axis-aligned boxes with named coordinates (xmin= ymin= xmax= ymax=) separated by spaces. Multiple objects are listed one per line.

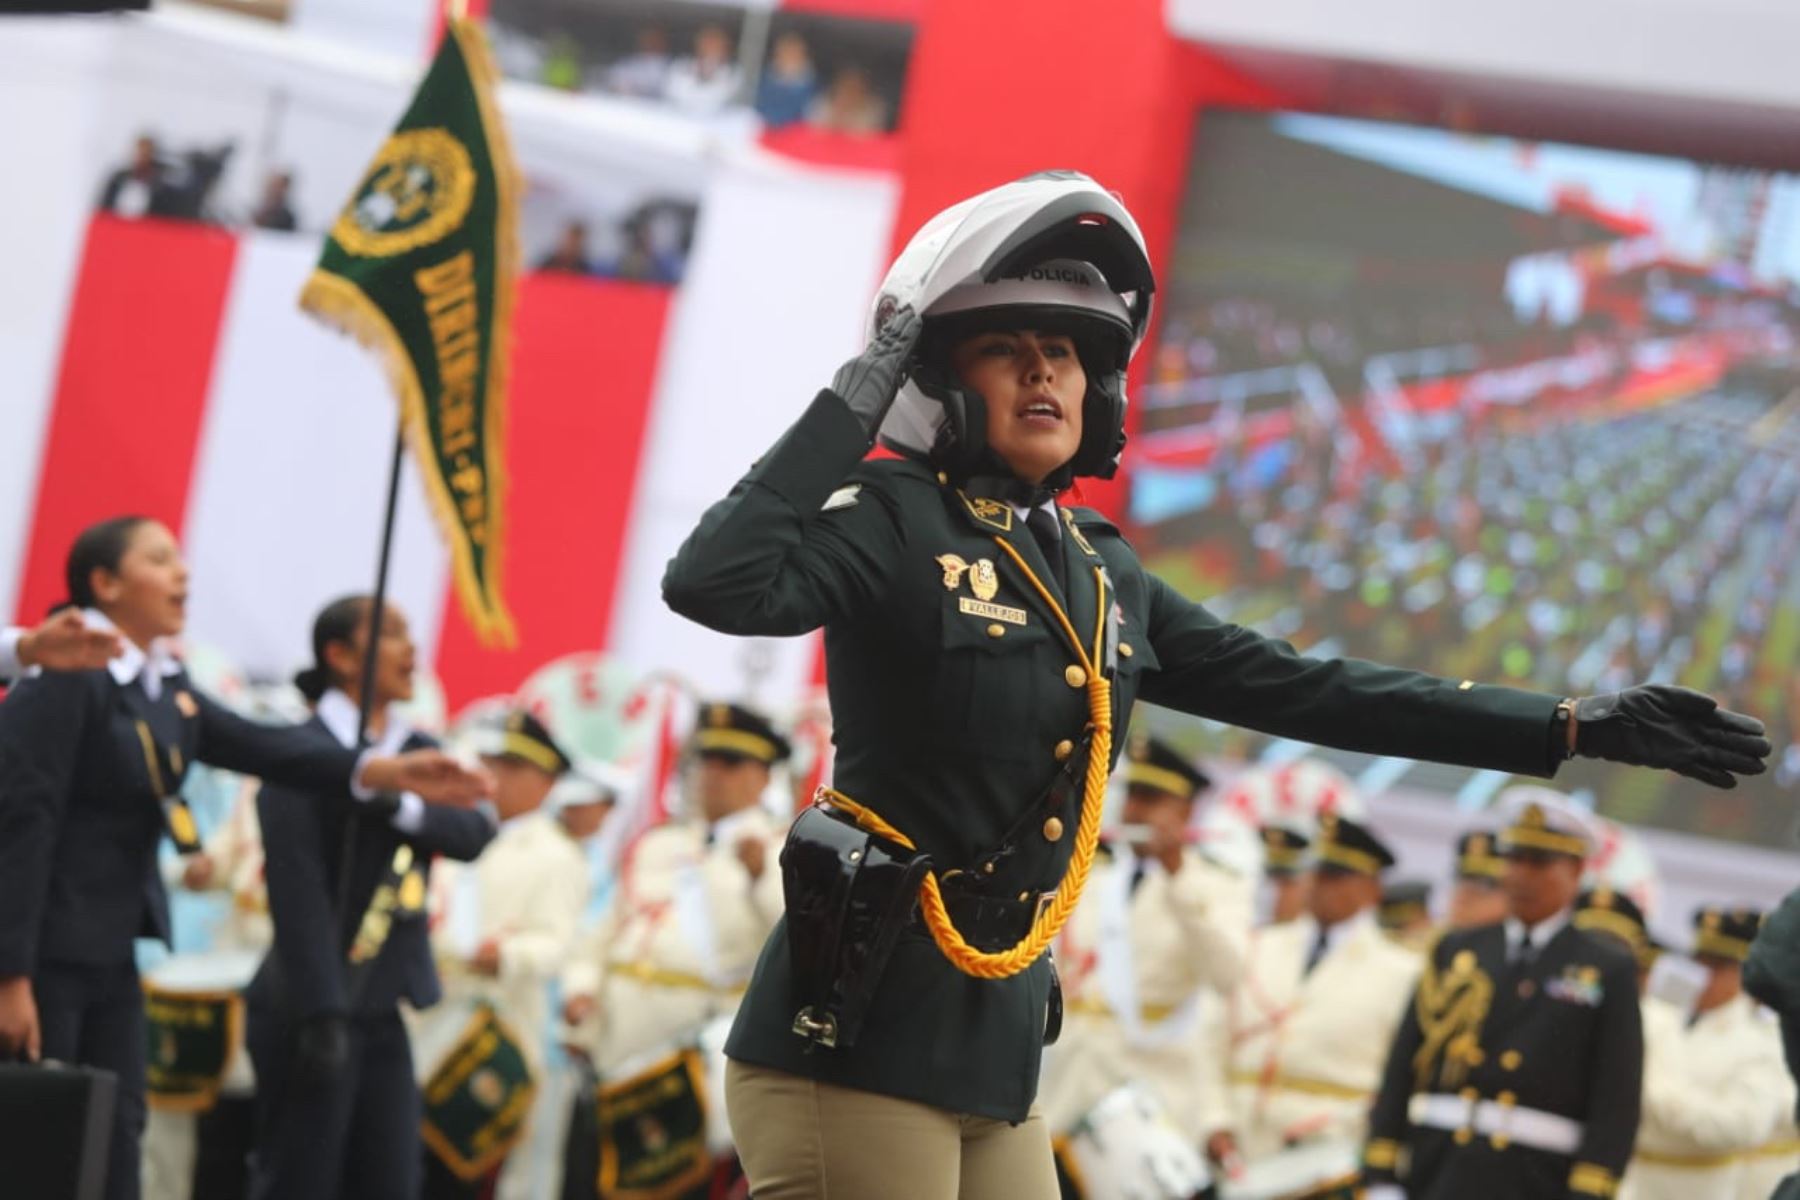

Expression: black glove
xmin=293 ymin=1013 xmax=350 ymax=1085
xmin=1573 ymin=684 xmax=1771 ymax=788
xmin=830 ymin=305 xmax=923 ymax=439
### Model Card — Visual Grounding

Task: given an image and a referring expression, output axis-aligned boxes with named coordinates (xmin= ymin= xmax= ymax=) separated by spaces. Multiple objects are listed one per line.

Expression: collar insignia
xmin=959 ymin=492 xmax=1014 ymax=532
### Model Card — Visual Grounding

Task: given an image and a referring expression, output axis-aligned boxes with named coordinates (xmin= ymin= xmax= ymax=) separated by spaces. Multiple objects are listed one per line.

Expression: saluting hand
xmin=360 ymin=749 xmax=493 ymax=806
xmin=832 ymin=304 xmax=923 ymax=438
xmin=18 ymin=609 xmax=122 ymax=672
xmin=1573 ymin=685 xmax=1771 ymax=789
xmin=0 ymin=976 xmax=41 ymax=1063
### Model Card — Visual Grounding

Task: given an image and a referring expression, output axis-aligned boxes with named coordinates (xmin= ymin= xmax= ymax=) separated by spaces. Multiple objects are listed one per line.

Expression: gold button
xmin=981 ymin=861 xmax=995 ymax=875
xmin=1064 ymin=665 xmax=1087 ymax=688
xmin=936 ymin=471 xmax=948 ymax=485
xmin=987 ymin=623 xmax=1006 ymax=638
xmin=1501 ymin=1050 xmax=1522 ymax=1071
xmin=1118 ymin=644 xmax=1134 ymax=658
xmin=1053 ymin=739 xmax=1074 ymax=762
xmin=1454 ymin=1128 xmax=1473 ymax=1145
xmin=1043 ymin=817 xmax=1065 ymax=842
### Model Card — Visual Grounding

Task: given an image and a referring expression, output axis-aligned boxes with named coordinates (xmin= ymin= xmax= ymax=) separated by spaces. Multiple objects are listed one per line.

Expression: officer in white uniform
xmin=1623 ymin=907 xmax=1792 ymax=1200
xmin=560 ymin=703 xmax=791 ymax=1076
xmin=422 ymin=711 xmax=609 ymax=1200
xmin=1204 ymin=814 xmax=1420 ymax=1179
xmin=1038 ymin=733 xmax=1253 ymax=1150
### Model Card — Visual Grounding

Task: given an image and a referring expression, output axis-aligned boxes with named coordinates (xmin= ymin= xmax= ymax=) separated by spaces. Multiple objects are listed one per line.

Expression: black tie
xmin=1025 ymin=506 xmax=1066 ymax=594
xmin=1303 ymin=927 xmax=1330 ymax=976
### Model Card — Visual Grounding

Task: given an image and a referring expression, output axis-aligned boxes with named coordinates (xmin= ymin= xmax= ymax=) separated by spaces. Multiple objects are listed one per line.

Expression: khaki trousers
xmin=725 ymin=1059 xmax=1060 ymax=1199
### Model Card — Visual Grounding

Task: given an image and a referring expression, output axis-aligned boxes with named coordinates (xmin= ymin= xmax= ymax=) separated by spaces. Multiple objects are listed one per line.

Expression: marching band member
xmin=1449 ymin=830 xmax=1511 ymax=930
xmin=421 ymin=709 xmax=602 ymax=1200
xmin=1038 ymin=733 xmax=1253 ymax=1155
xmin=0 ymin=517 xmax=489 ymax=1200
xmin=1261 ymin=825 xmax=1314 ymax=926
xmin=1622 ymin=907 xmax=1790 ymax=1200
xmin=1203 ymin=814 xmax=1419 ymax=1183
xmin=246 ymin=595 xmax=496 ymax=1200
xmin=660 ymin=170 xmax=1768 ymax=1196
xmin=561 ymin=703 xmax=789 ymax=1073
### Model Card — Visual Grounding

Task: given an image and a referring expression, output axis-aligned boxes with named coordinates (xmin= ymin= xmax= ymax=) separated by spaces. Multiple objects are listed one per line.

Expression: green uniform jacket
xmin=663 ymin=390 xmax=1563 ymax=1123
xmin=1363 ymin=922 xmax=1643 ymax=1199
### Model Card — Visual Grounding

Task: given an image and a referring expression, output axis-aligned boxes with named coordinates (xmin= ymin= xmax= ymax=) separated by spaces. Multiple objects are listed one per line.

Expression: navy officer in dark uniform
xmin=662 ymin=173 xmax=1769 ymax=1198
xmin=1362 ymin=790 xmax=1644 ymax=1200
xmin=0 ymin=516 xmax=490 ymax=1200
xmin=246 ymin=594 xmax=496 ymax=1200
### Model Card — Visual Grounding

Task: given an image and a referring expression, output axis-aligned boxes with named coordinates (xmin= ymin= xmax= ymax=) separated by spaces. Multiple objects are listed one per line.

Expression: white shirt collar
xmin=1505 ymin=906 xmax=1573 ymax=953
xmin=87 ymin=608 xmax=181 ymax=699
xmin=1009 ymin=498 xmax=1059 ymax=530
xmin=315 ymin=687 xmax=412 ymax=755
xmin=1315 ymin=908 xmax=1377 ymax=957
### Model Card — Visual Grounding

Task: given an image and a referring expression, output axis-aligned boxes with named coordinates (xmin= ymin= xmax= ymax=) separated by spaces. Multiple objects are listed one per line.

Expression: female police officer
xmin=662 ymin=171 xmax=1770 ymax=1197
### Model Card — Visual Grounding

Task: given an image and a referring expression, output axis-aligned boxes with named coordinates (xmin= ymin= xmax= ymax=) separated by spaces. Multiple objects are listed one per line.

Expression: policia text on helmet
xmin=852 ymin=169 xmax=1155 ymax=489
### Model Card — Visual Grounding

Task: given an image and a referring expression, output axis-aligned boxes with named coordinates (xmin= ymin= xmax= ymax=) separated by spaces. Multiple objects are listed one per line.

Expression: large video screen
xmin=1134 ymin=111 xmax=1800 ymax=845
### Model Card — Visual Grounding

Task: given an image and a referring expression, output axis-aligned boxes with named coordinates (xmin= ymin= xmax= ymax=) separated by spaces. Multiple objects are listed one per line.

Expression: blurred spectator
xmin=609 ymin=209 xmax=685 ymax=285
xmin=537 ymin=220 xmax=596 ymax=276
xmin=755 ymin=31 xmax=819 ymax=129
xmin=541 ymin=31 xmax=584 ymax=91
xmin=808 ymin=65 xmax=888 ymax=135
xmin=605 ymin=26 xmax=672 ymax=100
xmin=166 ymin=143 xmax=234 ymax=222
xmin=664 ymin=24 xmax=741 ymax=117
xmin=250 ymin=169 xmax=298 ymax=232
xmin=97 ymin=134 xmax=183 ymax=219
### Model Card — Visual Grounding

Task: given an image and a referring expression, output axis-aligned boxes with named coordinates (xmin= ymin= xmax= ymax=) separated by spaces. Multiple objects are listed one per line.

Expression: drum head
xmin=1067 ymin=1084 xmax=1210 ymax=1200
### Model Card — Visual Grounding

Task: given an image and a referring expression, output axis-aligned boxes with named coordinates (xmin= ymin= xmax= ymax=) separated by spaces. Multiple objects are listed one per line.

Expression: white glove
xmin=1365 ymin=1185 xmax=1406 ymax=1200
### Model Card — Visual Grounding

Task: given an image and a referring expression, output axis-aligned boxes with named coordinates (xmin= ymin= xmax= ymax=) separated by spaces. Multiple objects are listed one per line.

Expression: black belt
xmin=913 ymin=876 xmax=1047 ymax=954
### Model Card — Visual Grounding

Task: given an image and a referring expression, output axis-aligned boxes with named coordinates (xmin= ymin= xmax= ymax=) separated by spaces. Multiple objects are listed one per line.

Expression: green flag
xmin=302 ymin=19 xmax=519 ymax=646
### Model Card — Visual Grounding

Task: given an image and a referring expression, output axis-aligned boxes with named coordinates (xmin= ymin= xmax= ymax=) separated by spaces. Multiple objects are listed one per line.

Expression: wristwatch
xmin=1550 ymin=698 xmax=1578 ymax=762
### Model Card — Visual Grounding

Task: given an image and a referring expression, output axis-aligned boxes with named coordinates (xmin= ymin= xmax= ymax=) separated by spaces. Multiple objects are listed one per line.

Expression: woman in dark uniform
xmin=661 ymin=172 xmax=1770 ymax=1197
xmin=246 ymin=594 xmax=497 ymax=1200
xmin=0 ymin=516 xmax=489 ymax=1200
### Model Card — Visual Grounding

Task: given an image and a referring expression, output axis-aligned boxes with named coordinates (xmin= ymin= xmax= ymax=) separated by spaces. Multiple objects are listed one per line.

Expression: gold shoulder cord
xmin=821 ymin=537 xmax=1113 ymax=980
xmin=1412 ymin=949 xmax=1493 ymax=1092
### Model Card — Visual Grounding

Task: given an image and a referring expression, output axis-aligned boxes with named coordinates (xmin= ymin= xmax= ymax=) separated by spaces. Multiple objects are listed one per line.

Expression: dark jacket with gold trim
xmin=1363 ymin=921 xmax=1643 ymax=1199
xmin=0 ymin=665 xmax=362 ymax=976
xmin=663 ymin=390 xmax=1566 ymax=1123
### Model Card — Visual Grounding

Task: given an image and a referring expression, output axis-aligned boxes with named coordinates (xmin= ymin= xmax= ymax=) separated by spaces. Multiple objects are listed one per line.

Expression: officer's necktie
xmin=1128 ymin=859 xmax=1148 ymax=897
xmin=1303 ymin=926 xmax=1330 ymax=976
xmin=1025 ymin=506 xmax=1066 ymax=594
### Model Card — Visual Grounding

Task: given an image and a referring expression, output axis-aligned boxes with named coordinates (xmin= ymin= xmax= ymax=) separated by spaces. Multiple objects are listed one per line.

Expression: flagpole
xmin=335 ymin=420 xmax=408 ymax=939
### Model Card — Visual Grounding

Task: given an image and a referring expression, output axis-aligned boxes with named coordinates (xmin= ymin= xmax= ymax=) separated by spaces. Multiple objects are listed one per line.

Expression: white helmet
xmin=871 ymin=170 xmax=1155 ymax=481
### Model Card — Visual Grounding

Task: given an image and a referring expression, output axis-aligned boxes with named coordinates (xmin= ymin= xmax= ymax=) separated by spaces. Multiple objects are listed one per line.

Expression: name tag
xmin=959 ymin=598 xmax=1027 ymax=625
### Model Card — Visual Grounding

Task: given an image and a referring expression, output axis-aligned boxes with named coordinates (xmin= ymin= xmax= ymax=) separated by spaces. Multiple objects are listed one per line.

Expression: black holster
xmin=781 ymin=804 xmax=932 ymax=1050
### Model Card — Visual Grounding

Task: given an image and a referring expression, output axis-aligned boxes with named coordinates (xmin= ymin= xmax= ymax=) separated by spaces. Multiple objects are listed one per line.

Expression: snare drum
xmin=1058 ymin=1084 xmax=1211 ymax=1200
xmin=1216 ymin=1139 xmax=1362 ymax=1200
xmin=143 ymin=949 xmax=262 ymax=1104
xmin=141 ymin=951 xmax=261 ymax=1200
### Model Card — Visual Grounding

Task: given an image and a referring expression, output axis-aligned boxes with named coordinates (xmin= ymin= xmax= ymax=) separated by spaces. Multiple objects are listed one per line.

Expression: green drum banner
xmin=143 ymin=984 xmax=242 ymax=1113
xmin=420 ymin=1004 xmax=537 ymax=1181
